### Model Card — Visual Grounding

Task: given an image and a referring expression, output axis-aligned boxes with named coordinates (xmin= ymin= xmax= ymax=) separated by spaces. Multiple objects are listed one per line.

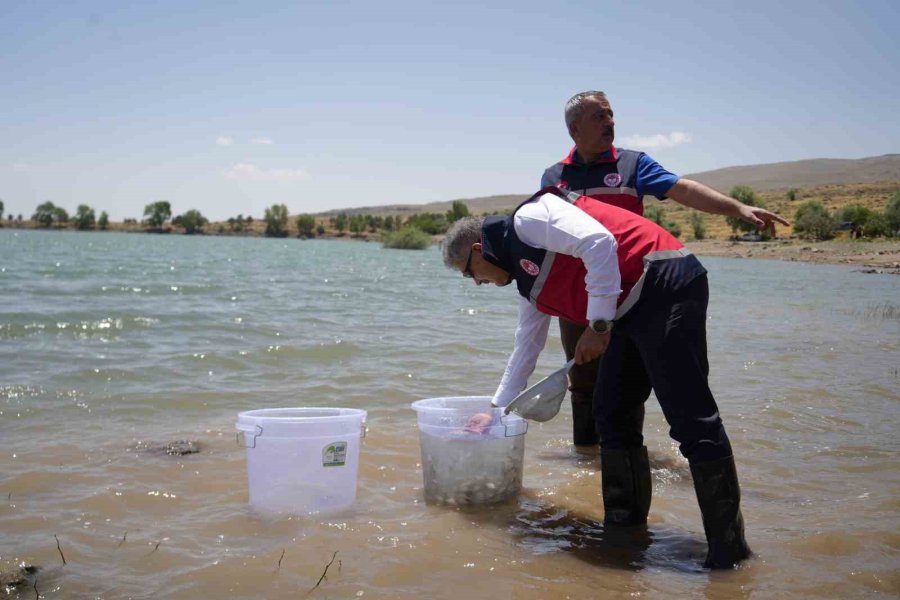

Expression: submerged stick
xmin=117 ymin=532 xmax=128 ymax=548
xmin=54 ymin=535 xmax=67 ymax=565
xmin=275 ymin=548 xmax=285 ymax=573
xmin=33 ymin=575 xmax=39 ymax=600
xmin=308 ymin=551 xmax=338 ymax=593
xmin=146 ymin=541 xmax=161 ymax=556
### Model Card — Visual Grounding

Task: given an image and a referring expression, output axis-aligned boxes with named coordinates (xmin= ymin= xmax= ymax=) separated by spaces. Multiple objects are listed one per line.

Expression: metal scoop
xmin=503 ymin=359 xmax=575 ymax=422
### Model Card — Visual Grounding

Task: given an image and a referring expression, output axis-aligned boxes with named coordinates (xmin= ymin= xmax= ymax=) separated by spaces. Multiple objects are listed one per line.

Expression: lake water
xmin=1 ymin=229 xmax=898 ymax=599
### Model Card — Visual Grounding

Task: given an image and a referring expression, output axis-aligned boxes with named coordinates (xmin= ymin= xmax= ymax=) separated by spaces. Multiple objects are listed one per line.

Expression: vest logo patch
xmin=520 ymin=259 xmax=540 ymax=276
xmin=556 ymin=181 xmax=569 ymax=190
xmin=603 ymin=173 xmax=622 ymax=187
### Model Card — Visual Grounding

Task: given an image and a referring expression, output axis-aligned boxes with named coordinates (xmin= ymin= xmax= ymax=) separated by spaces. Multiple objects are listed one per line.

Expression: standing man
xmin=443 ymin=186 xmax=752 ymax=568
xmin=541 ymin=91 xmax=788 ymax=448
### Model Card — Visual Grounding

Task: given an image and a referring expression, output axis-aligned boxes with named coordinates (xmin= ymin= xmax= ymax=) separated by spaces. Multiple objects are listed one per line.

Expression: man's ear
xmin=472 ymin=242 xmax=482 ymax=254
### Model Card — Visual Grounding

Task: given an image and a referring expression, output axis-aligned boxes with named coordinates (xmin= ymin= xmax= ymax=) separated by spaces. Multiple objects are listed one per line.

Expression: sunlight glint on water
xmin=1 ymin=229 xmax=898 ymax=599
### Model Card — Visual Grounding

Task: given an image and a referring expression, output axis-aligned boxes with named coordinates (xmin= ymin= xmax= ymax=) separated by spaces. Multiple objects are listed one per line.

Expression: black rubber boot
xmin=690 ymin=455 xmax=752 ymax=569
xmin=600 ymin=446 xmax=652 ymax=525
xmin=571 ymin=392 xmax=599 ymax=446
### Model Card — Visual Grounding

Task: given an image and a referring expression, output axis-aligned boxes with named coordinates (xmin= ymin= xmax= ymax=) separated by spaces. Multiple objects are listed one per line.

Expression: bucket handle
xmin=236 ymin=421 xmax=366 ymax=446
xmin=236 ymin=423 xmax=263 ymax=448
xmin=500 ymin=415 xmax=528 ymax=437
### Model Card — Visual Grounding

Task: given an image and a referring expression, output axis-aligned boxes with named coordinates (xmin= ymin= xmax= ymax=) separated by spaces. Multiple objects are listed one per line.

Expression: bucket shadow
xmin=455 ymin=493 xmax=707 ymax=573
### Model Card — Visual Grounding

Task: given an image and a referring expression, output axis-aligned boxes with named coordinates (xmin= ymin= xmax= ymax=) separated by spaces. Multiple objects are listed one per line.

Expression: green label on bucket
xmin=322 ymin=441 xmax=347 ymax=467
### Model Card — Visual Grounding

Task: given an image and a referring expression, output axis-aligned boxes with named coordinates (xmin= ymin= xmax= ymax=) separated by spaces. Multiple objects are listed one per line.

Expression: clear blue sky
xmin=2 ymin=0 xmax=898 ymax=221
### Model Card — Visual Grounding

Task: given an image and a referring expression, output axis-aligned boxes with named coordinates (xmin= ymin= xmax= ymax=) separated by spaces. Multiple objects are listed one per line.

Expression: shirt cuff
xmin=491 ymin=385 xmax=520 ymax=408
xmin=587 ymin=295 xmax=618 ymax=322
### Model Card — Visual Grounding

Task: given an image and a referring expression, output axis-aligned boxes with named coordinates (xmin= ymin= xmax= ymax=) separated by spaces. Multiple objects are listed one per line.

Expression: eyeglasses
xmin=462 ymin=247 xmax=475 ymax=279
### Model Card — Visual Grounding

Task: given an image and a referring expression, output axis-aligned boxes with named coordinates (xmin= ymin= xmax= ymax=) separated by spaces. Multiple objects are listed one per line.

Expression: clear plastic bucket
xmin=410 ymin=396 xmax=527 ymax=505
xmin=236 ymin=407 xmax=367 ymax=514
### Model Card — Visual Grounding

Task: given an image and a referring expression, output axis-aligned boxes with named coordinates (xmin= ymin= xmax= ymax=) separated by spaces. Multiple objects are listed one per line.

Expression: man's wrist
xmin=589 ymin=319 xmax=614 ymax=335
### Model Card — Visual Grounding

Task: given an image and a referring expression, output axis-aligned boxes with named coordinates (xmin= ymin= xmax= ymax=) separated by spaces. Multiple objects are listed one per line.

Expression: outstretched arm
xmin=490 ymin=297 xmax=551 ymax=408
xmin=666 ymin=178 xmax=791 ymax=229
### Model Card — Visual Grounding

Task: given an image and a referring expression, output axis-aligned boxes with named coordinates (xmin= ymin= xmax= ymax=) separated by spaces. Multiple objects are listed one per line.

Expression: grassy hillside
xmin=684 ymin=154 xmax=900 ymax=193
xmin=5 ymin=179 xmax=897 ymax=242
xmin=306 ymin=180 xmax=899 ymax=242
xmin=651 ymin=180 xmax=899 ymax=240
xmin=5 ymin=154 xmax=898 ymax=242
xmin=312 ymin=154 xmax=900 ymax=220
xmin=314 ymin=194 xmax=530 ymax=219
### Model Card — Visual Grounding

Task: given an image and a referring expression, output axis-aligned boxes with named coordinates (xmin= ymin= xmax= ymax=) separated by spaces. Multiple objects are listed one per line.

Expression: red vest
xmin=513 ymin=189 xmax=685 ymax=324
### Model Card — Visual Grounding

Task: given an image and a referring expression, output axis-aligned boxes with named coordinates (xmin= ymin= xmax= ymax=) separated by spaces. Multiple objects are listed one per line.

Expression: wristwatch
xmin=589 ymin=319 xmax=614 ymax=335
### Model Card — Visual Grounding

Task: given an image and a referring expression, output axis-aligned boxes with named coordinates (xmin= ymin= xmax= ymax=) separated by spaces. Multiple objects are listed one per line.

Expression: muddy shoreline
xmin=685 ymin=238 xmax=900 ymax=274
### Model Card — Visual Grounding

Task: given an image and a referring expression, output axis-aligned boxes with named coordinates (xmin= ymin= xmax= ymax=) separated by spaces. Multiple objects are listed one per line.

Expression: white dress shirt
xmin=491 ymin=193 xmax=621 ymax=407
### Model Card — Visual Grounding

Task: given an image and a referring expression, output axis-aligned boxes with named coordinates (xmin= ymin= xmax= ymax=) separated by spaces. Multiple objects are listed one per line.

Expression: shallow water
xmin=1 ymin=230 xmax=898 ymax=599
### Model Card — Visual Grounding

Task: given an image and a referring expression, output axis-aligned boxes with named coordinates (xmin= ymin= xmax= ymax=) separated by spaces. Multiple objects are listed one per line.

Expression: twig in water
xmin=54 ymin=535 xmax=67 ymax=565
xmin=274 ymin=548 xmax=285 ymax=573
xmin=117 ymin=532 xmax=128 ymax=548
xmin=308 ymin=551 xmax=339 ymax=594
xmin=33 ymin=575 xmax=39 ymax=600
xmin=7 ymin=492 xmax=10 ymax=502
xmin=146 ymin=541 xmax=161 ymax=556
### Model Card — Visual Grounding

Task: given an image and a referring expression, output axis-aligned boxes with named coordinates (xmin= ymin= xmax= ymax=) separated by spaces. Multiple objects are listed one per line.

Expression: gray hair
xmin=442 ymin=216 xmax=485 ymax=269
xmin=564 ymin=90 xmax=608 ymax=129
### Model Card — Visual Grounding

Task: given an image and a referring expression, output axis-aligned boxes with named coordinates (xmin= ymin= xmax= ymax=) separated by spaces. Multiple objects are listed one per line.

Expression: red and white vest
xmin=480 ymin=187 xmax=703 ymax=324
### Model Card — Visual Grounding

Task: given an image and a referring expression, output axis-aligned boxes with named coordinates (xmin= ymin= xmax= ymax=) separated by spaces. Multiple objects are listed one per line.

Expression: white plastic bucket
xmin=410 ymin=396 xmax=527 ymax=505
xmin=236 ymin=407 xmax=367 ymax=514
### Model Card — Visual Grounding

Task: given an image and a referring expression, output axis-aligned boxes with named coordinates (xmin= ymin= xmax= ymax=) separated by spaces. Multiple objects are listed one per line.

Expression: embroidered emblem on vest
xmin=557 ymin=181 xmax=569 ymax=190
xmin=603 ymin=173 xmax=622 ymax=187
xmin=520 ymin=259 xmax=540 ymax=276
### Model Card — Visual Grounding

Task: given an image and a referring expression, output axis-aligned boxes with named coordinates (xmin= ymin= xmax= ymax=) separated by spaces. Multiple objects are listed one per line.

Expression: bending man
xmin=443 ymin=186 xmax=751 ymax=569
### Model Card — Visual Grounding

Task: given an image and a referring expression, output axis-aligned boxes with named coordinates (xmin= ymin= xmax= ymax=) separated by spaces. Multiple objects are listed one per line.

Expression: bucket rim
xmin=410 ymin=396 xmax=495 ymax=412
xmin=237 ymin=407 xmax=367 ymax=423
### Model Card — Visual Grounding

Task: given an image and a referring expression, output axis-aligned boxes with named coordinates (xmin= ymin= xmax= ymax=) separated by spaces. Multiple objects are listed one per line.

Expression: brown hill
xmin=315 ymin=194 xmax=529 ymax=218
xmin=683 ymin=154 xmax=900 ymax=193
xmin=315 ymin=154 xmax=900 ymax=217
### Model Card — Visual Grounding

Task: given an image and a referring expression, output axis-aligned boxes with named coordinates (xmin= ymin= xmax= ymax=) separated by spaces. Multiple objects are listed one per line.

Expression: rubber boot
xmin=690 ymin=455 xmax=752 ymax=569
xmin=600 ymin=446 xmax=651 ymax=525
xmin=571 ymin=392 xmax=599 ymax=446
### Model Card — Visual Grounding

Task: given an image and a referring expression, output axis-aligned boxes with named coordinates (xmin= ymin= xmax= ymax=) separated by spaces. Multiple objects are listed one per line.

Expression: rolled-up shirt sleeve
xmin=491 ymin=296 xmax=550 ymax=407
xmin=514 ymin=193 xmax=620 ymax=322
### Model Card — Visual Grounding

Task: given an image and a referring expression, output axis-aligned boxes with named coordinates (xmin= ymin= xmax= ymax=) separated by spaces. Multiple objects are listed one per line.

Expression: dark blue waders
xmin=594 ymin=258 xmax=751 ymax=568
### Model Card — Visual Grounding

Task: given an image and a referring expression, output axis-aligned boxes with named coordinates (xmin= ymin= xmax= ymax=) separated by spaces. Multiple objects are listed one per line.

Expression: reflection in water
xmin=2 ymin=232 xmax=898 ymax=599
xmin=459 ymin=494 xmax=709 ymax=573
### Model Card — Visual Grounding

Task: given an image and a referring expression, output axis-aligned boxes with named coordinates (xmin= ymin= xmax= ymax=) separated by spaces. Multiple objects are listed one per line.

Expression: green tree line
xmin=10 ymin=191 xmax=898 ymax=245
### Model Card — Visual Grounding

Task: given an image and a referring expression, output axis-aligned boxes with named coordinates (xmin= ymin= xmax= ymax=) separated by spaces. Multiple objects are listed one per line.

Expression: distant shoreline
xmin=4 ymin=224 xmax=899 ymax=274
xmin=685 ymin=238 xmax=900 ymax=274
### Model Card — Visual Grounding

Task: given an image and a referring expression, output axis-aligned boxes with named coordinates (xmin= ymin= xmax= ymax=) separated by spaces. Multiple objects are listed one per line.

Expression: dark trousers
xmin=593 ymin=274 xmax=732 ymax=464
xmin=559 ymin=317 xmax=599 ymax=398
xmin=559 ymin=317 xmax=601 ymax=445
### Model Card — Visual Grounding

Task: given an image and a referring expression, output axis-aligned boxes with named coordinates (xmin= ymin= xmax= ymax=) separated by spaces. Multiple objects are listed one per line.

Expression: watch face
xmin=592 ymin=320 xmax=611 ymax=334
